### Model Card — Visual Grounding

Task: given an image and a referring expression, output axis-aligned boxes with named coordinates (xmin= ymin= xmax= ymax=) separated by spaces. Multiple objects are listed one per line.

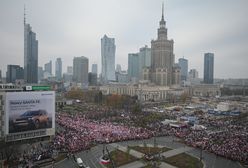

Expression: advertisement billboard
xmin=5 ymin=91 xmax=55 ymax=135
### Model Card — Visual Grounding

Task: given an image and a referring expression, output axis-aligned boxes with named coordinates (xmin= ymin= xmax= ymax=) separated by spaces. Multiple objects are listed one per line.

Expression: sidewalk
xmin=118 ymin=161 xmax=145 ymax=168
xmin=109 ymin=143 xmax=144 ymax=158
xmin=161 ymin=146 xmax=193 ymax=158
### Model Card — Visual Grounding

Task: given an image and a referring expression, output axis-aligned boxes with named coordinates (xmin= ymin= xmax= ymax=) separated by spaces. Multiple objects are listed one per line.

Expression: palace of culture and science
xmin=143 ymin=5 xmax=180 ymax=86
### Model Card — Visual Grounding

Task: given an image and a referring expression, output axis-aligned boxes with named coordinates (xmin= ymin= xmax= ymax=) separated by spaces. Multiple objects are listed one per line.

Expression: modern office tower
xmin=101 ymin=35 xmax=116 ymax=83
xmin=55 ymin=58 xmax=62 ymax=80
xmin=128 ymin=53 xmax=139 ymax=80
xmin=116 ymin=64 xmax=122 ymax=73
xmin=189 ymin=69 xmax=199 ymax=79
xmin=204 ymin=53 xmax=214 ymax=84
xmin=6 ymin=65 xmax=24 ymax=83
xmin=24 ymin=10 xmax=38 ymax=83
xmin=88 ymin=72 xmax=97 ymax=86
xmin=178 ymin=58 xmax=188 ymax=81
xmin=92 ymin=64 xmax=98 ymax=74
xmin=44 ymin=61 xmax=52 ymax=75
xmin=73 ymin=56 xmax=89 ymax=87
xmin=38 ymin=66 xmax=44 ymax=81
xmin=67 ymin=66 xmax=73 ymax=74
xmin=139 ymin=45 xmax=151 ymax=79
xmin=144 ymin=4 xmax=180 ymax=86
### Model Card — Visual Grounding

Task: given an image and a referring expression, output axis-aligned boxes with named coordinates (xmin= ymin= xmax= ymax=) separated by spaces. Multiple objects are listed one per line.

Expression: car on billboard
xmin=12 ymin=109 xmax=49 ymax=130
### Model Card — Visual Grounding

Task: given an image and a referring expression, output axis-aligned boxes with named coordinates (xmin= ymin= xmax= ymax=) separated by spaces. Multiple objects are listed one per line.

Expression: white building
xmin=101 ymin=35 xmax=116 ymax=83
xmin=99 ymin=82 xmax=185 ymax=102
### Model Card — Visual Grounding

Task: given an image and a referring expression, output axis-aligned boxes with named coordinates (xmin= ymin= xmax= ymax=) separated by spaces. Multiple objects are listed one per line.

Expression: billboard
xmin=5 ymin=91 xmax=55 ymax=135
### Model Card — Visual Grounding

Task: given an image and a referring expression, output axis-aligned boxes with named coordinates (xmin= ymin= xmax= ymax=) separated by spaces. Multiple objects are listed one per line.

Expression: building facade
xmin=101 ymin=35 xmax=116 ymax=83
xmin=24 ymin=21 xmax=38 ymax=83
xmin=73 ymin=56 xmax=89 ymax=88
xmin=178 ymin=58 xmax=188 ymax=81
xmin=55 ymin=58 xmax=62 ymax=80
xmin=44 ymin=61 xmax=52 ymax=75
xmin=92 ymin=64 xmax=98 ymax=75
xmin=67 ymin=66 xmax=73 ymax=74
xmin=189 ymin=69 xmax=199 ymax=79
xmin=6 ymin=65 xmax=24 ymax=83
xmin=204 ymin=53 xmax=214 ymax=84
xmin=144 ymin=5 xmax=180 ymax=86
xmin=128 ymin=53 xmax=139 ymax=81
xmin=88 ymin=72 xmax=97 ymax=86
xmin=139 ymin=45 xmax=151 ymax=79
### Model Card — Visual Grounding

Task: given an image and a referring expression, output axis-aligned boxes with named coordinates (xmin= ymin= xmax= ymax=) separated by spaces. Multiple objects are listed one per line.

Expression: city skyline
xmin=0 ymin=0 xmax=248 ymax=78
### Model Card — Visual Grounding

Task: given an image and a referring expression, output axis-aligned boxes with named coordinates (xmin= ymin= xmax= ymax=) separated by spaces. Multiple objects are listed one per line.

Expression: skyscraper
xmin=144 ymin=4 xmax=180 ymax=86
xmin=116 ymin=64 xmax=122 ymax=73
xmin=55 ymin=58 xmax=62 ymax=80
xmin=139 ymin=45 xmax=151 ymax=79
xmin=204 ymin=53 xmax=214 ymax=84
xmin=44 ymin=61 xmax=52 ymax=75
xmin=67 ymin=66 xmax=73 ymax=74
xmin=101 ymin=35 xmax=116 ymax=83
xmin=73 ymin=56 xmax=88 ymax=87
xmin=38 ymin=66 xmax=44 ymax=81
xmin=24 ymin=9 xmax=38 ymax=83
xmin=189 ymin=69 xmax=199 ymax=79
xmin=6 ymin=65 xmax=24 ymax=83
xmin=92 ymin=64 xmax=98 ymax=74
xmin=128 ymin=53 xmax=139 ymax=80
xmin=178 ymin=58 xmax=188 ymax=81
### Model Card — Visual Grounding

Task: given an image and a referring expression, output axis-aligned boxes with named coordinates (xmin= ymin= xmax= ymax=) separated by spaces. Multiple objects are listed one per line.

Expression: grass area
xmin=130 ymin=146 xmax=171 ymax=155
xmin=106 ymin=149 xmax=138 ymax=168
xmin=142 ymin=162 xmax=161 ymax=168
xmin=164 ymin=153 xmax=203 ymax=168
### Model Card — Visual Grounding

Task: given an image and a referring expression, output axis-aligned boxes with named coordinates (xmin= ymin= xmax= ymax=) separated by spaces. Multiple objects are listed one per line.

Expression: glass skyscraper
xmin=178 ymin=58 xmax=188 ymax=81
xmin=24 ymin=20 xmax=38 ymax=83
xmin=128 ymin=53 xmax=139 ymax=80
xmin=204 ymin=53 xmax=214 ymax=84
xmin=55 ymin=58 xmax=62 ymax=80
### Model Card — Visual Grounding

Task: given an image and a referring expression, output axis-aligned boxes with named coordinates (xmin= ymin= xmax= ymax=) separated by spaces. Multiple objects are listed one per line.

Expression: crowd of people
xmin=54 ymin=113 xmax=153 ymax=152
xmin=153 ymin=113 xmax=248 ymax=163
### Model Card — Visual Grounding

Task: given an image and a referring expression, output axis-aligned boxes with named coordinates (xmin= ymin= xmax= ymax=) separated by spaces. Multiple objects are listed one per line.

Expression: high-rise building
xmin=24 ymin=12 xmax=38 ymax=83
xmin=128 ymin=53 xmax=139 ymax=80
xmin=6 ymin=65 xmax=24 ymax=83
xmin=144 ymin=4 xmax=180 ymax=86
xmin=189 ymin=69 xmax=199 ymax=79
xmin=139 ymin=45 xmax=151 ymax=79
xmin=44 ymin=61 xmax=52 ymax=75
xmin=38 ymin=66 xmax=43 ymax=81
xmin=204 ymin=53 xmax=214 ymax=84
xmin=116 ymin=64 xmax=122 ymax=73
xmin=73 ymin=56 xmax=88 ymax=87
xmin=67 ymin=66 xmax=73 ymax=74
xmin=92 ymin=64 xmax=98 ymax=74
xmin=0 ymin=70 xmax=2 ymax=81
xmin=55 ymin=58 xmax=62 ymax=80
xmin=101 ymin=35 xmax=116 ymax=82
xmin=88 ymin=72 xmax=97 ymax=86
xmin=178 ymin=58 xmax=188 ymax=81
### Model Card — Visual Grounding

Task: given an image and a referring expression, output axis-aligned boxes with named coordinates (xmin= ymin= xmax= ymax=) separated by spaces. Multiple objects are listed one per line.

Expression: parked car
xmin=12 ymin=109 xmax=49 ymax=129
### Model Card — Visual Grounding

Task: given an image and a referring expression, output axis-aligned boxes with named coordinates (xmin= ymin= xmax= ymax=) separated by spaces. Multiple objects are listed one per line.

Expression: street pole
xmin=106 ymin=147 xmax=116 ymax=168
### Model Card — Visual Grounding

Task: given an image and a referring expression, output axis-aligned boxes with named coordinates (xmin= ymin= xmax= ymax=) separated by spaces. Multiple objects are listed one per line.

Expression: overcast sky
xmin=0 ymin=0 xmax=248 ymax=78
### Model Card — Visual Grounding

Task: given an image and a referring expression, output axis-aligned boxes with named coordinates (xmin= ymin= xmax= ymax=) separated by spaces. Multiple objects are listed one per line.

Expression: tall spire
xmin=24 ymin=4 xmax=26 ymax=25
xmin=162 ymin=1 xmax=164 ymax=21
xmin=159 ymin=2 xmax=166 ymax=28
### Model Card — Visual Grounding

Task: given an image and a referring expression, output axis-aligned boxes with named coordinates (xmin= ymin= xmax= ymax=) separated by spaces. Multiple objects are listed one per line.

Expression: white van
xmin=76 ymin=158 xmax=84 ymax=167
